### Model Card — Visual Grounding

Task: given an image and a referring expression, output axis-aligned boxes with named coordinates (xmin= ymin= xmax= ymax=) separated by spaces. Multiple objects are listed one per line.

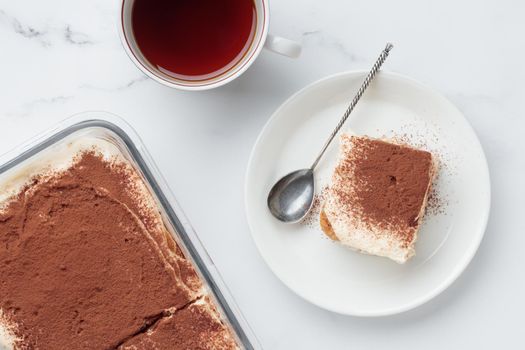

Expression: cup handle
xmin=264 ymin=34 xmax=302 ymax=58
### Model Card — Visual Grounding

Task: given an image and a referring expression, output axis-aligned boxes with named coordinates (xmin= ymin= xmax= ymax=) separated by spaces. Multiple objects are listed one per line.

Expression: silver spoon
xmin=267 ymin=43 xmax=394 ymax=223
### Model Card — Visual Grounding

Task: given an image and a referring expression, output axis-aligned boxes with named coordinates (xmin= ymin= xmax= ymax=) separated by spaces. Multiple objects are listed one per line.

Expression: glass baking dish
xmin=0 ymin=111 xmax=259 ymax=349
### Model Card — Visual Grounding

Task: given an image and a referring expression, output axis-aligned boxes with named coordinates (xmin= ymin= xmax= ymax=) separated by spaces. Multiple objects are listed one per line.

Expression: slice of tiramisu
xmin=320 ymin=134 xmax=437 ymax=263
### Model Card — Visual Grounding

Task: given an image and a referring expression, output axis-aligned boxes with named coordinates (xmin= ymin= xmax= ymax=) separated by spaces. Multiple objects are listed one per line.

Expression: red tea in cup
xmin=132 ymin=0 xmax=256 ymax=81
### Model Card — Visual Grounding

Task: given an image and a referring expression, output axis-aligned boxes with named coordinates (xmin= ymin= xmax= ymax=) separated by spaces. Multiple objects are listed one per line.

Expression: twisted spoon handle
xmin=310 ymin=43 xmax=394 ymax=170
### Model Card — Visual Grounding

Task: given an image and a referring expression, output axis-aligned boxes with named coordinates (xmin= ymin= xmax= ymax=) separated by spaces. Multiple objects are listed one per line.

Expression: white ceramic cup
xmin=119 ymin=0 xmax=301 ymax=91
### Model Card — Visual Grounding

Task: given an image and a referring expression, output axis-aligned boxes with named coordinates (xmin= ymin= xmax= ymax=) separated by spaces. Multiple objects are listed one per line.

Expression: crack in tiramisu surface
xmin=118 ymin=296 xmax=238 ymax=350
xmin=0 ymin=150 xmax=238 ymax=350
xmin=111 ymin=295 xmax=210 ymax=349
xmin=111 ymin=309 xmax=170 ymax=350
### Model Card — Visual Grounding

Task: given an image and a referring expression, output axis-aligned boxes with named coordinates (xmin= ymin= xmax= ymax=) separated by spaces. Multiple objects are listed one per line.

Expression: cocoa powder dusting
xmin=301 ymin=186 xmax=328 ymax=228
xmin=331 ymin=136 xmax=435 ymax=245
xmin=426 ymin=184 xmax=447 ymax=217
xmin=0 ymin=152 xmax=237 ymax=349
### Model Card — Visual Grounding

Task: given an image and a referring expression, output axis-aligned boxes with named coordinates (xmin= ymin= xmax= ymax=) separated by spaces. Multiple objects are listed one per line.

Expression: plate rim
xmin=244 ymin=70 xmax=491 ymax=317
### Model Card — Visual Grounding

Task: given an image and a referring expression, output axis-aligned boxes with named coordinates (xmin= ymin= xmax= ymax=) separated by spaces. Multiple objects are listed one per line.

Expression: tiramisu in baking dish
xmin=321 ymin=134 xmax=437 ymax=263
xmin=0 ymin=127 xmax=240 ymax=349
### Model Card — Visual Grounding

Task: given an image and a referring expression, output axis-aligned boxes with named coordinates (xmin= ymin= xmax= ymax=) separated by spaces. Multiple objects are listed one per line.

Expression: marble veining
xmin=301 ymin=30 xmax=363 ymax=63
xmin=64 ymin=25 xmax=93 ymax=46
xmin=6 ymin=95 xmax=74 ymax=117
xmin=0 ymin=10 xmax=95 ymax=48
xmin=0 ymin=9 xmax=49 ymax=46
xmin=79 ymin=75 xmax=149 ymax=92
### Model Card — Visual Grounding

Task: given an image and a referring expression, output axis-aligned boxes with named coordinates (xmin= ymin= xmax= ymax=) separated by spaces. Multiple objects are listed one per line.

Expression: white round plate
xmin=245 ymin=71 xmax=490 ymax=316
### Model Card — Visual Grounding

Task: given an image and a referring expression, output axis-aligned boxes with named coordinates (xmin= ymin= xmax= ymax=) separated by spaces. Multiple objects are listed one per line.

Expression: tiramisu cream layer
xmin=321 ymin=134 xmax=436 ymax=263
xmin=0 ymin=137 xmax=238 ymax=349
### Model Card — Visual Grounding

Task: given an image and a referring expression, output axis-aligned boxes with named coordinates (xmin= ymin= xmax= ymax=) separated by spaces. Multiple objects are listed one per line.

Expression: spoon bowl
xmin=267 ymin=169 xmax=314 ymax=223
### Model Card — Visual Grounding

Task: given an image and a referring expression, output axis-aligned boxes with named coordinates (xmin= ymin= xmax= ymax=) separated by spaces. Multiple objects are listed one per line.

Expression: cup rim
xmin=119 ymin=0 xmax=269 ymax=91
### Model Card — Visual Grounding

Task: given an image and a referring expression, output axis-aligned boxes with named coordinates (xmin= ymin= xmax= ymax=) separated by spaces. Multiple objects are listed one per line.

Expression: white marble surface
xmin=0 ymin=0 xmax=523 ymax=348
